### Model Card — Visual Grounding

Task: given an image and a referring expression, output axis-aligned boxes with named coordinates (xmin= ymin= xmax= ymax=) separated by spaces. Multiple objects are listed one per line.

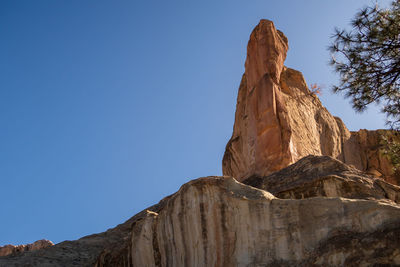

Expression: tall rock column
xmin=223 ymin=19 xmax=293 ymax=180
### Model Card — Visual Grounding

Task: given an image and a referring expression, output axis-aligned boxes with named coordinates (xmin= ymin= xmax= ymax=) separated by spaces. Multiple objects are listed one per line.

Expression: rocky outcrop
xmin=244 ymin=155 xmax=400 ymax=203
xmin=2 ymin=164 xmax=400 ymax=266
xmin=94 ymin=157 xmax=400 ymax=266
xmin=0 ymin=240 xmax=53 ymax=257
xmin=98 ymin=174 xmax=400 ymax=266
xmin=0 ymin=200 xmax=169 ymax=267
xmin=222 ymin=19 xmax=400 ymax=185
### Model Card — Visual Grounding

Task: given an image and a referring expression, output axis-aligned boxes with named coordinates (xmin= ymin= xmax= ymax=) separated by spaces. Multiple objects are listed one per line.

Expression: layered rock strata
xmin=96 ymin=175 xmax=400 ymax=266
xmin=244 ymin=155 xmax=400 ymax=203
xmin=222 ymin=19 xmax=400 ymax=185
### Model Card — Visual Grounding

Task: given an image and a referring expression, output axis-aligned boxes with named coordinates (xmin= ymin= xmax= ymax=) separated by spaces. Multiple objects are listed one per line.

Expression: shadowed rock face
xmin=244 ymin=155 xmax=400 ymax=203
xmin=0 ymin=199 xmax=170 ymax=267
xmin=222 ymin=19 xmax=400 ymax=185
xmin=0 ymin=240 xmax=53 ymax=257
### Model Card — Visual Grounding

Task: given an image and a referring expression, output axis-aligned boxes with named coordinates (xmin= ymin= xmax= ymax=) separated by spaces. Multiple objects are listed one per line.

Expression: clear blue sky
xmin=0 ymin=0 xmax=392 ymax=246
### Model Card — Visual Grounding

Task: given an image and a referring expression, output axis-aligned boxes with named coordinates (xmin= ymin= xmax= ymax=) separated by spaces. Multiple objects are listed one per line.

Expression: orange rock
xmin=223 ymin=20 xmax=292 ymax=180
xmin=223 ymin=19 xmax=399 ymax=185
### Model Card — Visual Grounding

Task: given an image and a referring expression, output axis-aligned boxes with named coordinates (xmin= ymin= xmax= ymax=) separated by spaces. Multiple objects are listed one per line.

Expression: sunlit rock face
xmin=3 ymin=160 xmax=399 ymax=266
xmin=222 ymin=19 xmax=293 ymax=180
xmin=222 ymin=19 xmax=399 ymax=185
xmin=95 ymin=174 xmax=400 ymax=266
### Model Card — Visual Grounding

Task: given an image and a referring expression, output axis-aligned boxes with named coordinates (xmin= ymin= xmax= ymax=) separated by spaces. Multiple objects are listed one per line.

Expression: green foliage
xmin=381 ymin=135 xmax=400 ymax=172
xmin=329 ymin=0 xmax=400 ymax=129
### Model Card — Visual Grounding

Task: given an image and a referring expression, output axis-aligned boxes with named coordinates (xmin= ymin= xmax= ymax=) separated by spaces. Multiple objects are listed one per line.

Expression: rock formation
xmin=2 ymin=160 xmax=399 ymax=266
xmin=244 ymin=155 xmax=400 ymax=203
xmin=222 ymin=19 xmax=400 ymax=185
xmin=1 ymin=19 xmax=400 ymax=266
xmin=0 ymin=240 xmax=53 ymax=257
xmin=97 ymin=174 xmax=400 ymax=266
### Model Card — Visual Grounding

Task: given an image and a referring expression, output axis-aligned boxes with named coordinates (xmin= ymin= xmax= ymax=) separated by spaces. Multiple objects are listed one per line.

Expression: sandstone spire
xmin=223 ymin=19 xmax=400 ymax=185
xmin=222 ymin=19 xmax=293 ymax=180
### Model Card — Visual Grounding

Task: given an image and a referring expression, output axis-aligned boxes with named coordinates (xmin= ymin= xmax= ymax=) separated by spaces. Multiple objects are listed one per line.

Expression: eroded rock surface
xmin=222 ymin=19 xmax=292 ymax=180
xmin=350 ymin=129 xmax=400 ymax=185
xmin=95 ymin=176 xmax=400 ymax=266
xmin=0 ymin=240 xmax=53 ymax=257
xmin=0 ymin=199 xmax=170 ymax=267
xmin=2 ymin=161 xmax=400 ymax=266
xmin=244 ymin=155 xmax=400 ymax=203
xmin=222 ymin=19 xmax=400 ymax=185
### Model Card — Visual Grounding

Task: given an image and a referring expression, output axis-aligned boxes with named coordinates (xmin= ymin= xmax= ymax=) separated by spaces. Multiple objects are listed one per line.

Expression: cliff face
xmin=349 ymin=129 xmax=400 ymax=184
xmin=95 ymin=171 xmax=400 ymax=266
xmin=2 ymin=157 xmax=399 ymax=266
xmin=222 ymin=19 xmax=400 ymax=185
xmin=1 ymin=19 xmax=400 ymax=267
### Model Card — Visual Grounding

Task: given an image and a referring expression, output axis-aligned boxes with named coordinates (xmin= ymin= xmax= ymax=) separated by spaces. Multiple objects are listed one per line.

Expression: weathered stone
xmin=95 ymin=176 xmax=400 ymax=266
xmin=348 ymin=129 xmax=400 ymax=185
xmin=222 ymin=19 xmax=400 ymax=185
xmin=0 ymin=240 xmax=53 ymax=257
xmin=244 ymin=155 xmax=400 ymax=203
xmin=2 ymin=163 xmax=400 ymax=266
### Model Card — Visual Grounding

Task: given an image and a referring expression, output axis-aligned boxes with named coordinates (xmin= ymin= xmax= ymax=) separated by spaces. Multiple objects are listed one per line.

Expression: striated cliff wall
xmin=2 ymin=156 xmax=399 ymax=266
xmin=95 ymin=171 xmax=400 ymax=266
